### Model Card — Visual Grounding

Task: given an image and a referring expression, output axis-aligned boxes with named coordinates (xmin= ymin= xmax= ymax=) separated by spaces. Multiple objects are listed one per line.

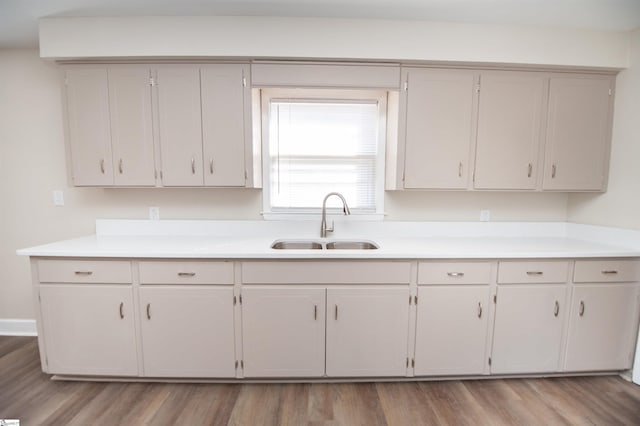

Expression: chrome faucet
xmin=320 ymin=192 xmax=351 ymax=238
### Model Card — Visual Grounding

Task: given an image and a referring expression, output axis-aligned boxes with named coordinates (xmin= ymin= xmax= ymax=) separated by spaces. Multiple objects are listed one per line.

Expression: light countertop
xmin=16 ymin=220 xmax=640 ymax=259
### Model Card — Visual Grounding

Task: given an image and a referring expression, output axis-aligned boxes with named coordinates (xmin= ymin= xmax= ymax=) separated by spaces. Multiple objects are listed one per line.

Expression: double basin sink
xmin=271 ymin=240 xmax=379 ymax=250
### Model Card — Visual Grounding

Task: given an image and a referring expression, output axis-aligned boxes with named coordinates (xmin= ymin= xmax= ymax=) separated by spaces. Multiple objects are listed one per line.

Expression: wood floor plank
xmin=2 ymin=336 xmax=640 ymax=426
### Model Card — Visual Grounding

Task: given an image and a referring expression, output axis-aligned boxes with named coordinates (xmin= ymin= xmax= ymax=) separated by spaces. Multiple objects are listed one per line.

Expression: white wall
xmin=0 ymin=49 xmax=573 ymax=320
xmin=39 ymin=16 xmax=630 ymax=68
xmin=568 ymin=29 xmax=640 ymax=229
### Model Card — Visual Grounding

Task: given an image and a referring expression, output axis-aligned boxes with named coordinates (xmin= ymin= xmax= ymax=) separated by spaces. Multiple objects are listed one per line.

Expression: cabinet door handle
xmin=119 ymin=302 xmax=124 ymax=319
xmin=458 ymin=162 xmax=463 ymax=178
xmin=601 ymin=270 xmax=618 ymax=275
xmin=527 ymin=163 xmax=532 ymax=178
xmin=146 ymin=303 xmax=151 ymax=320
xmin=100 ymin=159 xmax=105 ymax=174
xmin=335 ymin=305 xmax=339 ymax=321
xmin=178 ymin=272 xmax=196 ymax=277
xmin=551 ymin=164 xmax=557 ymax=178
xmin=314 ymin=304 xmax=317 ymax=320
xmin=477 ymin=302 xmax=482 ymax=318
xmin=119 ymin=159 xmax=123 ymax=174
xmin=447 ymin=272 xmax=464 ymax=277
xmin=554 ymin=301 xmax=560 ymax=317
xmin=526 ymin=271 xmax=543 ymax=276
xmin=579 ymin=301 xmax=585 ymax=317
xmin=209 ymin=158 xmax=215 ymax=174
xmin=74 ymin=270 xmax=93 ymax=275
xmin=191 ymin=157 xmax=196 ymax=174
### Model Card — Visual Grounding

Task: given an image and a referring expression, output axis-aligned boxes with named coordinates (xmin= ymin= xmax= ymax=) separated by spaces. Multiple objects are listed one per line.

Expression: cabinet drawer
xmin=498 ymin=261 xmax=569 ymax=284
xmin=138 ymin=261 xmax=234 ymax=285
xmin=418 ymin=261 xmax=491 ymax=285
xmin=573 ymin=260 xmax=640 ymax=283
xmin=38 ymin=259 xmax=132 ymax=284
xmin=242 ymin=261 xmax=411 ymax=284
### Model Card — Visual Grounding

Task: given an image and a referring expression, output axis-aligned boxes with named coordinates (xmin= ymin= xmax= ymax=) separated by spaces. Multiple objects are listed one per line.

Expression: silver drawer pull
xmin=554 ymin=301 xmax=560 ymax=317
xmin=601 ymin=270 xmax=618 ymax=275
xmin=551 ymin=164 xmax=557 ymax=178
xmin=191 ymin=157 xmax=196 ymax=174
xmin=458 ymin=162 xmax=463 ymax=178
xmin=178 ymin=272 xmax=196 ymax=277
xmin=314 ymin=304 xmax=317 ymax=320
xmin=209 ymin=158 xmax=215 ymax=174
xmin=447 ymin=272 xmax=464 ymax=277
xmin=146 ymin=303 xmax=151 ymax=320
xmin=100 ymin=159 xmax=105 ymax=174
xmin=527 ymin=163 xmax=532 ymax=178
xmin=526 ymin=271 xmax=543 ymax=276
xmin=74 ymin=271 xmax=93 ymax=275
xmin=335 ymin=304 xmax=339 ymax=321
xmin=119 ymin=302 xmax=124 ymax=319
xmin=119 ymin=158 xmax=123 ymax=174
xmin=477 ymin=302 xmax=482 ymax=318
xmin=579 ymin=301 xmax=585 ymax=316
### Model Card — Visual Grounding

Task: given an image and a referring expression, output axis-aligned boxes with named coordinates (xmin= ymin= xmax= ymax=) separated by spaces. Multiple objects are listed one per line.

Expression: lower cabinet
xmin=564 ymin=284 xmax=639 ymax=372
xmin=241 ymin=287 xmax=326 ymax=378
xmin=326 ymin=287 xmax=410 ymax=377
xmin=139 ymin=286 xmax=236 ymax=377
xmin=491 ymin=285 xmax=567 ymax=374
xmin=241 ymin=286 xmax=410 ymax=377
xmin=414 ymin=286 xmax=491 ymax=375
xmin=39 ymin=284 xmax=138 ymax=376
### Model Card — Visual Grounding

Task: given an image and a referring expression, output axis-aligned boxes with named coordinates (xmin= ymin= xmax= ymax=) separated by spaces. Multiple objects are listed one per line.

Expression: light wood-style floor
xmin=2 ymin=336 xmax=640 ymax=425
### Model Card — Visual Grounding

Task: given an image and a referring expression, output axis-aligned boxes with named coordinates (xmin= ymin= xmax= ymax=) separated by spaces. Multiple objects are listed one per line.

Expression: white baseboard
xmin=0 ymin=319 xmax=37 ymax=336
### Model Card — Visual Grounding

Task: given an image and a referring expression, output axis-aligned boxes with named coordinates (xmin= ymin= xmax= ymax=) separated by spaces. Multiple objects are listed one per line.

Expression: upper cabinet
xmin=393 ymin=67 xmax=616 ymax=192
xmin=542 ymin=75 xmax=614 ymax=191
xmin=64 ymin=67 xmax=114 ymax=186
xmin=63 ymin=63 xmax=253 ymax=188
xmin=64 ymin=66 xmax=155 ymax=187
xmin=156 ymin=66 xmax=205 ymax=187
xmin=473 ymin=71 xmax=547 ymax=190
xmin=401 ymin=68 xmax=478 ymax=189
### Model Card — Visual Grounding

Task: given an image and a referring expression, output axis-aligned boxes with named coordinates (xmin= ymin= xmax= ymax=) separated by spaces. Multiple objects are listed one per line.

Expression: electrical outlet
xmin=149 ymin=207 xmax=160 ymax=220
xmin=480 ymin=210 xmax=490 ymax=222
xmin=53 ymin=190 xmax=64 ymax=207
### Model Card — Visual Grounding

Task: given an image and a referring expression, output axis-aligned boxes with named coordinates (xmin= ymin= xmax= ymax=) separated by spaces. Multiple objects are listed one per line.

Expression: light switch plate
xmin=149 ymin=207 xmax=160 ymax=220
xmin=53 ymin=190 xmax=64 ymax=207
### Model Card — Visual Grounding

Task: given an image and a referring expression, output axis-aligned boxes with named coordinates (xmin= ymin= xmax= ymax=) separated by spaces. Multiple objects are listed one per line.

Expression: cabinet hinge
xmin=411 ymin=359 xmax=415 ymax=368
xmin=403 ymin=81 xmax=408 ymax=91
xmin=494 ymin=294 xmax=497 ymax=303
xmin=242 ymin=77 xmax=247 ymax=87
xmin=488 ymin=357 xmax=492 ymax=366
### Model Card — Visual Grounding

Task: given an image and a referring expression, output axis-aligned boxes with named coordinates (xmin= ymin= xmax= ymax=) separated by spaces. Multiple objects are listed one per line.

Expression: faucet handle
xmin=326 ymin=220 xmax=335 ymax=234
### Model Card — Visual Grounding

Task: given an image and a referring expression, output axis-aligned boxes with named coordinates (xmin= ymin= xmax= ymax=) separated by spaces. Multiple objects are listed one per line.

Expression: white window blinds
xmin=267 ymin=99 xmax=381 ymax=212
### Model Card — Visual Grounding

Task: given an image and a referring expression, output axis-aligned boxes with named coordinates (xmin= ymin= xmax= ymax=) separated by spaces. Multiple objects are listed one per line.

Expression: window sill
xmin=261 ymin=212 xmax=385 ymax=221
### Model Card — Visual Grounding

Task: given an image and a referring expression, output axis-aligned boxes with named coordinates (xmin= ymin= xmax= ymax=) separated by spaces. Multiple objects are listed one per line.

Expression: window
xmin=260 ymin=89 xmax=387 ymax=219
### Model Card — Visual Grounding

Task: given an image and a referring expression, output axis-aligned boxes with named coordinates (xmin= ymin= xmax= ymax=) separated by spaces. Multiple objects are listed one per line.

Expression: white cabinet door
xmin=39 ymin=284 xmax=138 ymax=376
xmin=565 ymin=284 xmax=639 ymax=372
xmin=64 ymin=67 xmax=114 ymax=186
xmin=201 ymin=64 xmax=248 ymax=187
xmin=108 ymin=67 xmax=156 ymax=186
xmin=156 ymin=67 xmax=204 ymax=186
xmin=474 ymin=72 xmax=546 ymax=189
xmin=326 ymin=287 xmax=409 ymax=377
xmin=491 ymin=285 xmax=567 ymax=374
xmin=543 ymin=75 xmax=614 ymax=191
xmin=402 ymin=68 xmax=477 ymax=189
xmin=414 ymin=286 xmax=490 ymax=375
xmin=241 ymin=287 xmax=326 ymax=378
xmin=139 ymin=286 xmax=236 ymax=377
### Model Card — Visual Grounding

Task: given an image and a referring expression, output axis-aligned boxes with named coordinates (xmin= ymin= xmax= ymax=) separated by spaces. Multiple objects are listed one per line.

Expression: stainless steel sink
xmin=326 ymin=241 xmax=379 ymax=250
xmin=271 ymin=240 xmax=323 ymax=250
xmin=271 ymin=239 xmax=379 ymax=250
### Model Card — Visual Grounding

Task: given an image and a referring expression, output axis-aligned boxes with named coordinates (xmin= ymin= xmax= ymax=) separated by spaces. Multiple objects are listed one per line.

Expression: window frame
xmin=260 ymin=88 xmax=388 ymax=221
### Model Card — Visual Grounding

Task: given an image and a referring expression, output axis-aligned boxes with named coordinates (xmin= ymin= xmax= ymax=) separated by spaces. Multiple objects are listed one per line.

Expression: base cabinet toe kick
xmin=29 ymin=258 xmax=640 ymax=381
